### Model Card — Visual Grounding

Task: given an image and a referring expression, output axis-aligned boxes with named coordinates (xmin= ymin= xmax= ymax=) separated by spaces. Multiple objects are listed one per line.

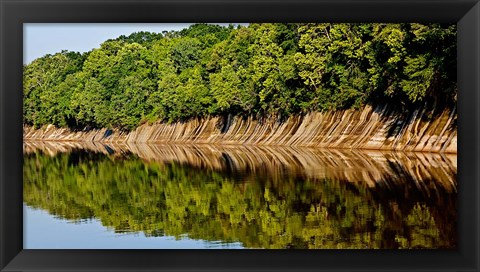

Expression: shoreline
xmin=23 ymin=138 xmax=457 ymax=154
xmin=23 ymin=105 xmax=457 ymax=154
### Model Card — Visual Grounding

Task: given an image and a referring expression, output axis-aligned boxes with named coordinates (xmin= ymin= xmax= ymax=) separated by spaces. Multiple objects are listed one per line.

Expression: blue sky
xmin=23 ymin=23 xmax=237 ymax=64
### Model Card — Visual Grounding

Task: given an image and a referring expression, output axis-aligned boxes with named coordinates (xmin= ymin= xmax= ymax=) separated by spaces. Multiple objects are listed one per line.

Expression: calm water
xmin=23 ymin=142 xmax=457 ymax=249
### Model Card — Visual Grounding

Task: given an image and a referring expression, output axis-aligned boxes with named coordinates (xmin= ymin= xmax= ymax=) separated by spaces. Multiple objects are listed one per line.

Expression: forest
xmin=23 ymin=23 xmax=457 ymax=130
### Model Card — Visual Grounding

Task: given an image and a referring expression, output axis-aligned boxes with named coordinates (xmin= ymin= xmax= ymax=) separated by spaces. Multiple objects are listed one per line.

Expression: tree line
xmin=23 ymin=23 xmax=456 ymax=130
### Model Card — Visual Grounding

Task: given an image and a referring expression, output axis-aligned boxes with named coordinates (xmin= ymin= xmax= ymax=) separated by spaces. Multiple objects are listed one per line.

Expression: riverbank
xmin=24 ymin=104 xmax=457 ymax=153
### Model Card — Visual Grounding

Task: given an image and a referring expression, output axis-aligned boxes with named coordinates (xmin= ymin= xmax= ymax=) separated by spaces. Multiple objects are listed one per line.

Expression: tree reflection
xmin=23 ymin=148 xmax=456 ymax=249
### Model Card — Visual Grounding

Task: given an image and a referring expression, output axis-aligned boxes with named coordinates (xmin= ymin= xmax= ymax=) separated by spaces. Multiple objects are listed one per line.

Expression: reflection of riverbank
xmin=24 ymin=141 xmax=457 ymax=193
xmin=23 ymin=141 xmax=457 ymax=249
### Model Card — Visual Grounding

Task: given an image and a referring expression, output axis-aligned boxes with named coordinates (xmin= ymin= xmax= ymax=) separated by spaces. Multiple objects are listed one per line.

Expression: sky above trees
xmin=24 ymin=23 xmax=246 ymax=64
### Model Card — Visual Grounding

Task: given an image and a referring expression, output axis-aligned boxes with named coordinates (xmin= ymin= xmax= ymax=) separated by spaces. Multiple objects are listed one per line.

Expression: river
xmin=23 ymin=142 xmax=457 ymax=249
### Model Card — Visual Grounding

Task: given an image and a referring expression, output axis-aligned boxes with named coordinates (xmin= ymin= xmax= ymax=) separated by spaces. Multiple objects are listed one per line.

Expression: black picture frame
xmin=1 ymin=0 xmax=479 ymax=271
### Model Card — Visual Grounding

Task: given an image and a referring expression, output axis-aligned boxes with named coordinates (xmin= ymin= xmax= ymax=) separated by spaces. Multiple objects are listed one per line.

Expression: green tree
xmin=23 ymin=51 xmax=85 ymax=127
xmin=400 ymin=24 xmax=456 ymax=105
xmin=295 ymin=24 xmax=372 ymax=110
xmin=110 ymin=31 xmax=163 ymax=46
xmin=170 ymin=37 xmax=203 ymax=73
xmin=108 ymin=43 xmax=157 ymax=129
xmin=23 ymin=23 xmax=457 ymax=130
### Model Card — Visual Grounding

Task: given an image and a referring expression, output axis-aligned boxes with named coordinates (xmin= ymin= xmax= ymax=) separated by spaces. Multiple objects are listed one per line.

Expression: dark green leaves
xmin=23 ymin=24 xmax=456 ymax=131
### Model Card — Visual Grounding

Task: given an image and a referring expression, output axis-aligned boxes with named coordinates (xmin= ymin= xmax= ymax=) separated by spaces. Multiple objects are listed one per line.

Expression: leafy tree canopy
xmin=23 ymin=23 xmax=456 ymax=130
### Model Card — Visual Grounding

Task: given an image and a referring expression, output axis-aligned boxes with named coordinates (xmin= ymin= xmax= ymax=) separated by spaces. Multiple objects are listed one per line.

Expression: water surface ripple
xmin=23 ymin=142 xmax=457 ymax=249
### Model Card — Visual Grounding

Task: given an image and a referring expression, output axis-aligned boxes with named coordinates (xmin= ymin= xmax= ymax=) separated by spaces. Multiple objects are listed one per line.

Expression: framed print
xmin=1 ymin=0 xmax=479 ymax=271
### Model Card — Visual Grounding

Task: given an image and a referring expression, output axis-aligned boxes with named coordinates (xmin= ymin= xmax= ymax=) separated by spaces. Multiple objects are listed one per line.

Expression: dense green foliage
xmin=24 ymin=150 xmax=456 ymax=249
xmin=23 ymin=23 xmax=456 ymax=130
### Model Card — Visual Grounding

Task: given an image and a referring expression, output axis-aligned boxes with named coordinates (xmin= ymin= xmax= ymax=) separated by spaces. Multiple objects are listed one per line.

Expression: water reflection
xmin=23 ymin=142 xmax=457 ymax=249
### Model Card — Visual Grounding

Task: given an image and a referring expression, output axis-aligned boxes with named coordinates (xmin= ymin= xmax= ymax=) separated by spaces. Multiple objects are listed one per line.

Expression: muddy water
xmin=23 ymin=142 xmax=457 ymax=249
